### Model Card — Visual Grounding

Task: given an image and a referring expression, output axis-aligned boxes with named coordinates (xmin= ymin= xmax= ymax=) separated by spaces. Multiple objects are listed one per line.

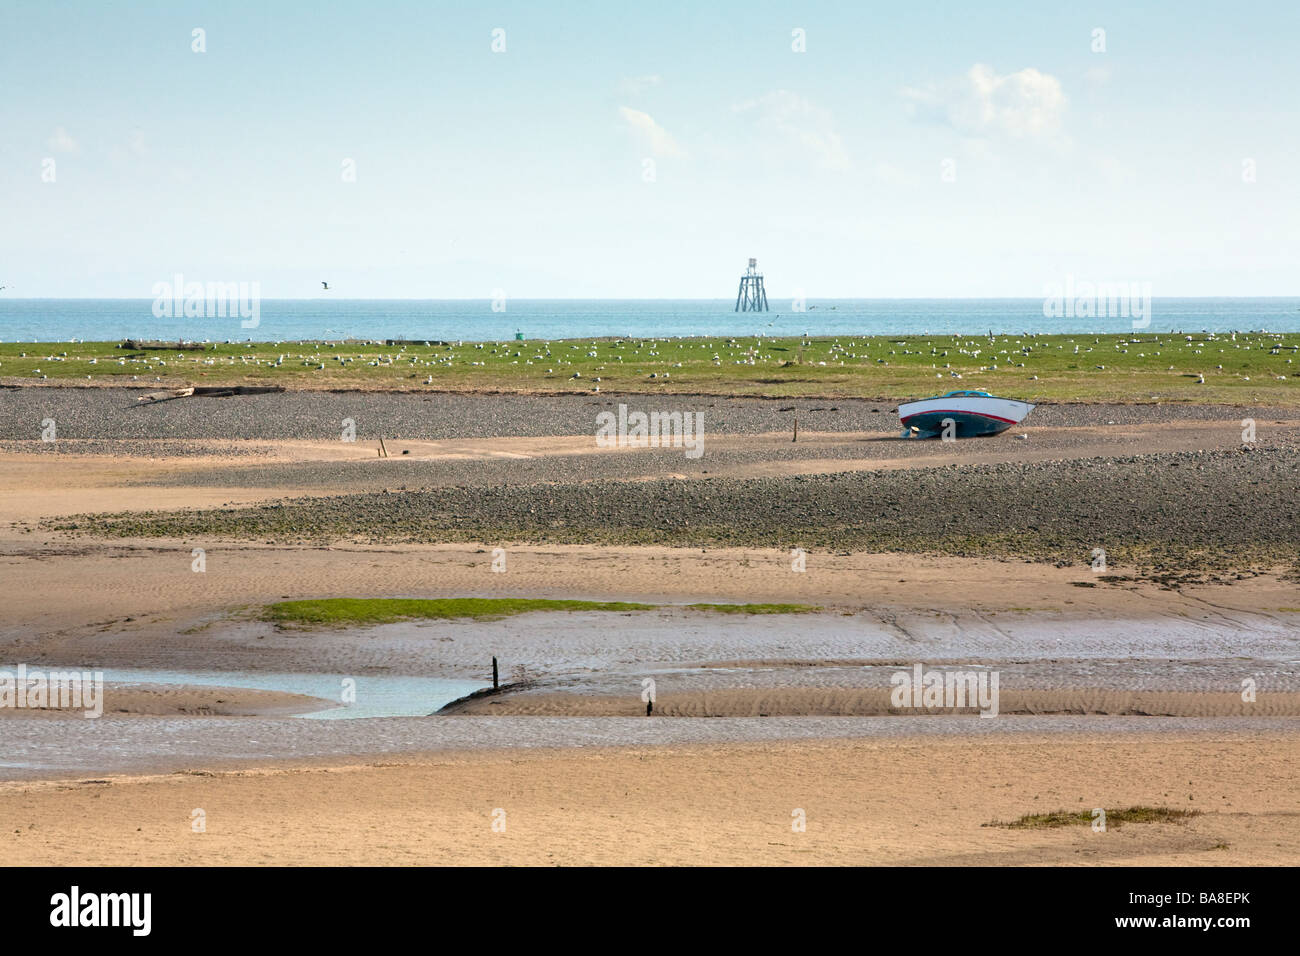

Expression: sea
xmin=0 ymin=298 xmax=1296 ymax=343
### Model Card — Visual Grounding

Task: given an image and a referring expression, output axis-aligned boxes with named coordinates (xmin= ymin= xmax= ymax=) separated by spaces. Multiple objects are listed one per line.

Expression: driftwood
xmin=120 ymin=340 xmax=212 ymax=351
xmin=137 ymin=387 xmax=194 ymax=403
xmin=190 ymin=385 xmax=284 ymax=396
xmin=137 ymin=384 xmax=284 ymax=403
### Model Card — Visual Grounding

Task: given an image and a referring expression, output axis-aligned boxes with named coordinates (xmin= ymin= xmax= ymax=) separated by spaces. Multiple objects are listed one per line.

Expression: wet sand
xmin=0 ymin=683 xmax=330 ymax=719
xmin=3 ymin=389 xmax=1298 ymax=863
xmin=3 ymin=601 xmax=1295 ymax=782
xmin=3 ymin=733 xmax=1296 ymax=866
xmin=444 ymin=689 xmax=1300 ymax=717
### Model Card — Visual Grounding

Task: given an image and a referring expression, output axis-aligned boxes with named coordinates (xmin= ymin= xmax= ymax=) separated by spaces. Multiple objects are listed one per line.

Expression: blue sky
xmin=2 ymin=0 xmax=1296 ymax=298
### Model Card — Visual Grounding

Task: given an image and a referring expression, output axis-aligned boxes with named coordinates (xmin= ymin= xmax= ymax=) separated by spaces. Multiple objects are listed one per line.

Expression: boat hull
xmin=898 ymin=396 xmax=1034 ymax=438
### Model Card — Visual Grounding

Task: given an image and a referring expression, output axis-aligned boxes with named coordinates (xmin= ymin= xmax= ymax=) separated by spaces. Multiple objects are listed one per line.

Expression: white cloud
xmin=618 ymin=106 xmax=685 ymax=158
xmin=619 ymin=74 xmax=662 ymax=95
xmin=733 ymin=90 xmax=849 ymax=170
xmin=903 ymin=64 xmax=1066 ymax=139
xmin=47 ymin=126 xmax=79 ymax=153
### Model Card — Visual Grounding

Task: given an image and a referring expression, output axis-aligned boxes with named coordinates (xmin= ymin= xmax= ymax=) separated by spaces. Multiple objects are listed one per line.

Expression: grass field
xmin=260 ymin=597 xmax=821 ymax=626
xmin=4 ymin=332 xmax=1299 ymax=403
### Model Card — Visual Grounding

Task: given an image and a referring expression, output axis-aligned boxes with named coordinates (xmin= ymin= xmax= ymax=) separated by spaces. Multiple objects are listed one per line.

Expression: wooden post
xmin=492 ymin=656 xmax=499 ymax=689
xmin=378 ymin=437 xmax=389 ymax=458
xmin=793 ymin=415 xmax=798 ymax=443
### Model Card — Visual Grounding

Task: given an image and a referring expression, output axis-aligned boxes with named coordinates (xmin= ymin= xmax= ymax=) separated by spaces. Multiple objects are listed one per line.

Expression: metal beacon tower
xmin=734 ymin=257 xmax=769 ymax=312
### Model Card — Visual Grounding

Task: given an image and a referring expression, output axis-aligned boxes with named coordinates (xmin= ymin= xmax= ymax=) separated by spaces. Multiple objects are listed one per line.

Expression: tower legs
xmin=735 ymin=275 xmax=769 ymax=312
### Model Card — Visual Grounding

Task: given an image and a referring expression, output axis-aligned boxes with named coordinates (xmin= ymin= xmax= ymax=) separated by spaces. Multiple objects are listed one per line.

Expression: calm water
xmin=99 ymin=668 xmax=487 ymax=720
xmin=1 ymin=298 xmax=1297 ymax=342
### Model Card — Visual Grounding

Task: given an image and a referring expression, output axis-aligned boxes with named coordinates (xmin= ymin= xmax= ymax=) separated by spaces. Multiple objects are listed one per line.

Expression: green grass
xmin=262 ymin=597 xmax=655 ymax=625
xmin=687 ymin=602 xmax=821 ymax=614
xmin=261 ymin=597 xmax=821 ymax=627
xmin=988 ymin=806 xmax=1202 ymax=829
xmin=4 ymin=332 xmax=1298 ymax=403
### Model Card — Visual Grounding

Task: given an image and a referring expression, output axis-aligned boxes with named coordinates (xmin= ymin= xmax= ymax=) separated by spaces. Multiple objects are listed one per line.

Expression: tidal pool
xmin=97 ymin=668 xmax=488 ymax=719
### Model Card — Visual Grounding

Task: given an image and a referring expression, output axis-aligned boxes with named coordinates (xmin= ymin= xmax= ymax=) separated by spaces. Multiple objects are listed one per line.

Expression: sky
xmin=1 ymin=0 xmax=1297 ymax=298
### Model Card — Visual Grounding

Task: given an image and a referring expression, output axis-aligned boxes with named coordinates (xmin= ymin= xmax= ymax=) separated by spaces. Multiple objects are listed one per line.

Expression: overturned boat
xmin=898 ymin=389 xmax=1034 ymax=438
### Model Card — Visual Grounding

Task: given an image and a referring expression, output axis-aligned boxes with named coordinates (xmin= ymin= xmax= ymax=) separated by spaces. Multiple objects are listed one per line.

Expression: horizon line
xmin=1 ymin=295 xmax=1296 ymax=302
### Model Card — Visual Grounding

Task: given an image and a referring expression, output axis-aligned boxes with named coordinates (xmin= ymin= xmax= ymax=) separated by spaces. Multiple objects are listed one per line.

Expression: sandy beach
xmin=2 ymin=387 xmax=1298 ymax=865
xmin=5 ymin=734 xmax=1297 ymax=866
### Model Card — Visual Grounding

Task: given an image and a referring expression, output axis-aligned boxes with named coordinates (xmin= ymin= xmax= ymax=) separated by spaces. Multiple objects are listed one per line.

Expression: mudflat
xmin=2 ymin=387 xmax=1297 ymax=864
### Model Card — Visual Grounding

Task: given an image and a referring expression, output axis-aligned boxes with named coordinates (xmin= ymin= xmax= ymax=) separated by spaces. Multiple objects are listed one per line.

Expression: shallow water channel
xmin=97 ymin=668 xmax=488 ymax=719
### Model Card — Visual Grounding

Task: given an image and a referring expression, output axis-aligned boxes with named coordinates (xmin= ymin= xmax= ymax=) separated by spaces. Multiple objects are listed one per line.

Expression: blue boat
xmin=897 ymin=390 xmax=1035 ymax=438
